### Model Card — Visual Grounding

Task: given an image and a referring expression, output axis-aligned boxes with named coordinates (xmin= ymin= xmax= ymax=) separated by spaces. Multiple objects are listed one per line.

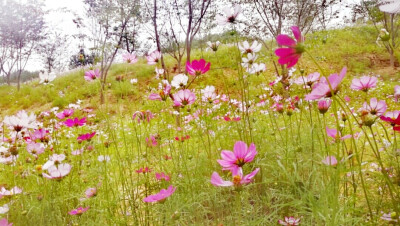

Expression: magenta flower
xmin=217 ymin=141 xmax=257 ymax=170
xmin=317 ymin=99 xmax=332 ymax=114
xmin=362 ymin=98 xmax=387 ymax=116
xmin=68 ymin=206 xmax=89 ymax=215
xmin=56 ymin=109 xmax=74 ymax=119
xmin=0 ymin=218 xmax=12 ymax=226
xmin=186 ymin=59 xmax=210 ymax=76
xmin=146 ymin=50 xmax=161 ymax=65
xmin=211 ymin=167 xmax=259 ymax=187
xmin=305 ymin=67 xmax=347 ymax=101
xmin=278 ymin=216 xmax=301 ymax=225
xmin=350 ymin=76 xmax=377 ymax=92
xmin=27 ymin=142 xmax=45 ymax=157
xmin=85 ymin=187 xmax=97 ymax=198
xmin=77 ymin=132 xmax=96 ymax=142
xmin=146 ymin=135 xmax=158 ymax=147
xmin=275 ymin=26 xmax=304 ymax=68
xmin=394 ymin=85 xmax=400 ymax=102
xmin=322 ymin=156 xmax=338 ymax=166
xmin=42 ymin=163 xmax=71 ymax=180
xmin=326 ymin=127 xmax=352 ymax=141
xmin=216 ymin=5 xmax=241 ymax=26
xmin=143 ymin=185 xmax=176 ymax=203
xmin=132 ymin=110 xmax=154 ymax=123
xmin=294 ymin=72 xmax=320 ymax=88
xmin=29 ymin=128 xmax=49 ymax=142
xmin=84 ymin=69 xmax=100 ymax=81
xmin=64 ymin=117 xmax=87 ymax=127
xmin=155 ymin=172 xmax=171 ymax=181
xmin=122 ymin=53 xmax=138 ymax=64
xmin=381 ymin=111 xmax=400 ymax=129
xmin=173 ymin=89 xmax=196 ymax=107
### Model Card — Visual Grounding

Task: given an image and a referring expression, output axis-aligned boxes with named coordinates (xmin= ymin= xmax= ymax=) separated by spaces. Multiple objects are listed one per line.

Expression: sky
xmin=25 ymin=0 xmax=361 ymax=72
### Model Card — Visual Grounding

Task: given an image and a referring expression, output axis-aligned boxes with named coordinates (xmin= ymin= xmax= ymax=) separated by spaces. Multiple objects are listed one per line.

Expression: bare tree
xmin=37 ymin=32 xmax=70 ymax=73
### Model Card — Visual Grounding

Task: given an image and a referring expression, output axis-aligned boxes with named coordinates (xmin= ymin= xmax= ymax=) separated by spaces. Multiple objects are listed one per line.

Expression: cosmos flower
xmin=42 ymin=154 xmax=66 ymax=170
xmin=278 ymin=216 xmax=301 ymax=225
xmin=155 ymin=172 xmax=171 ymax=181
xmin=98 ymin=155 xmax=110 ymax=163
xmin=39 ymin=71 xmax=56 ymax=84
xmin=241 ymin=53 xmax=258 ymax=68
xmin=322 ymin=156 xmax=338 ymax=166
xmin=394 ymin=85 xmax=400 ymax=102
xmin=148 ymin=81 xmax=171 ymax=101
xmin=350 ymin=76 xmax=377 ymax=92
xmin=122 ymin=53 xmax=138 ymax=64
xmin=171 ymin=74 xmax=188 ymax=89
xmin=173 ymin=89 xmax=196 ymax=107
xmin=84 ymin=69 xmax=100 ymax=81
xmin=210 ymin=167 xmax=259 ymax=187
xmin=326 ymin=127 xmax=352 ymax=141
xmin=379 ymin=0 xmax=400 ymax=14
xmin=42 ymin=163 xmax=71 ymax=180
xmin=0 ymin=218 xmax=12 ymax=226
xmin=305 ymin=67 xmax=347 ymax=101
xmin=239 ymin=40 xmax=262 ymax=54
xmin=130 ymin=78 xmax=138 ymax=84
xmin=77 ymin=132 xmax=96 ymax=142
xmin=275 ymin=26 xmax=304 ymax=68
xmin=132 ymin=110 xmax=154 ymax=123
xmin=216 ymin=5 xmax=241 ymax=26
xmin=68 ymin=207 xmax=89 ymax=215
xmin=143 ymin=185 xmax=176 ymax=203
xmin=294 ymin=72 xmax=320 ymax=88
xmin=26 ymin=142 xmax=45 ymax=157
xmin=217 ymin=141 xmax=257 ymax=170
xmin=207 ymin=41 xmax=221 ymax=52
xmin=146 ymin=50 xmax=162 ymax=65
xmin=64 ymin=117 xmax=87 ymax=127
xmin=3 ymin=110 xmax=37 ymax=131
xmin=29 ymin=128 xmax=49 ymax=142
xmin=186 ymin=59 xmax=210 ymax=76
xmin=0 ymin=186 xmax=22 ymax=196
xmin=85 ymin=187 xmax=97 ymax=198
xmin=362 ymin=98 xmax=387 ymax=116
xmin=317 ymin=99 xmax=332 ymax=114
xmin=56 ymin=109 xmax=74 ymax=119
xmin=247 ymin=63 xmax=266 ymax=75
xmin=0 ymin=204 xmax=9 ymax=214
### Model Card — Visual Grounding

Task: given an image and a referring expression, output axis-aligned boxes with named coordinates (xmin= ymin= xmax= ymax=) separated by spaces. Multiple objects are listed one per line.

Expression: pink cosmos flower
xmin=275 ymin=26 xmax=304 ymax=68
xmin=317 ymin=99 xmax=332 ymax=114
xmin=146 ymin=50 xmax=162 ymax=65
xmin=211 ymin=167 xmax=259 ymax=187
xmin=216 ymin=5 xmax=241 ymax=26
xmin=27 ymin=142 xmax=45 ymax=157
xmin=217 ymin=141 xmax=257 ymax=170
xmin=64 ymin=117 xmax=87 ymax=127
xmin=148 ymin=82 xmax=171 ymax=101
xmin=173 ymin=89 xmax=196 ymax=107
xmin=143 ymin=185 xmax=176 ymax=203
xmin=305 ymin=67 xmax=347 ymax=100
xmin=68 ymin=207 xmax=89 ymax=215
xmin=322 ymin=156 xmax=338 ymax=166
xmin=29 ymin=128 xmax=49 ymax=143
xmin=0 ymin=218 xmax=12 ymax=226
xmin=42 ymin=154 xmax=66 ymax=170
xmin=132 ymin=110 xmax=154 ymax=123
xmin=56 ymin=109 xmax=74 ymax=119
xmin=77 ymin=132 xmax=96 ymax=142
xmin=122 ymin=53 xmax=138 ymax=64
xmin=84 ymin=69 xmax=100 ymax=81
xmin=136 ymin=167 xmax=152 ymax=174
xmin=85 ymin=187 xmax=97 ymax=198
xmin=42 ymin=163 xmax=71 ymax=180
xmin=381 ymin=111 xmax=400 ymax=130
xmin=155 ymin=172 xmax=171 ymax=181
xmin=278 ymin=216 xmax=301 ymax=225
xmin=71 ymin=148 xmax=84 ymax=156
xmin=326 ymin=127 xmax=352 ymax=141
xmin=186 ymin=59 xmax=210 ymax=76
xmin=294 ymin=72 xmax=320 ymax=88
xmin=223 ymin=116 xmax=241 ymax=122
xmin=146 ymin=135 xmax=158 ymax=147
xmin=394 ymin=85 xmax=400 ymax=102
xmin=350 ymin=76 xmax=377 ymax=92
xmin=362 ymin=98 xmax=387 ymax=116
xmin=0 ymin=186 xmax=22 ymax=196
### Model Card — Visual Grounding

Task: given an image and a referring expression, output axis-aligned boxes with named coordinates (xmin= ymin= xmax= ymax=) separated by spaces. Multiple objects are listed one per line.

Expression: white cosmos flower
xmin=39 ymin=71 xmax=56 ymax=84
xmin=130 ymin=78 xmax=138 ymax=84
xmin=3 ymin=110 xmax=37 ymax=131
xmin=171 ymin=74 xmax=188 ymax=89
xmin=0 ymin=204 xmax=9 ymax=214
xmin=216 ymin=5 xmax=242 ymax=26
xmin=247 ymin=63 xmax=266 ymax=74
xmin=239 ymin=41 xmax=262 ymax=54
xmin=241 ymin=53 xmax=258 ymax=68
xmin=98 ymin=155 xmax=110 ymax=162
xmin=207 ymin=41 xmax=221 ymax=52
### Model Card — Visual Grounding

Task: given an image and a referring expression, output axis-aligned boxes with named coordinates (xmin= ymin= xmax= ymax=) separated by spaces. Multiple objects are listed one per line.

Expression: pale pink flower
xmin=294 ymin=72 xmax=320 ymax=87
xmin=216 ymin=5 xmax=241 ymax=26
xmin=26 ymin=142 xmax=45 ymax=157
xmin=143 ymin=185 xmax=176 ymax=203
xmin=211 ymin=167 xmax=259 ymax=187
xmin=84 ymin=69 xmax=100 ymax=81
xmin=122 ymin=53 xmax=138 ymax=64
xmin=322 ymin=156 xmax=338 ymax=166
xmin=317 ymin=99 xmax=332 ymax=114
xmin=173 ymin=89 xmax=196 ymax=107
xmin=394 ymin=85 xmax=400 ymax=102
xmin=42 ymin=163 xmax=71 ymax=179
xmin=362 ymin=98 xmax=387 ymax=116
xmin=42 ymin=154 xmax=66 ymax=170
xmin=305 ymin=67 xmax=347 ymax=100
xmin=85 ymin=187 xmax=97 ymax=198
xmin=0 ymin=186 xmax=22 ymax=196
xmin=0 ymin=218 xmax=12 ymax=226
xmin=3 ymin=110 xmax=37 ymax=131
xmin=68 ymin=206 xmax=89 ymax=215
xmin=326 ymin=127 xmax=352 ymax=141
xmin=146 ymin=50 xmax=161 ymax=65
xmin=350 ymin=76 xmax=377 ymax=92
xmin=217 ymin=141 xmax=257 ymax=170
xmin=56 ymin=109 xmax=74 ymax=119
xmin=278 ymin=216 xmax=301 ymax=225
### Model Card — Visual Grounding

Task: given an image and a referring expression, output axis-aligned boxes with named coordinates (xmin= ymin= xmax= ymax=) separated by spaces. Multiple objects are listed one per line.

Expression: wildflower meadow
xmin=2 ymin=0 xmax=400 ymax=225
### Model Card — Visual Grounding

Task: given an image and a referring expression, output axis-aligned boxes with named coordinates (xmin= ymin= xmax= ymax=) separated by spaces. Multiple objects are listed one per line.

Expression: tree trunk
xmin=185 ymin=0 xmax=193 ymax=65
xmin=153 ymin=0 xmax=166 ymax=77
xmin=390 ymin=49 xmax=395 ymax=68
xmin=17 ymin=70 xmax=21 ymax=91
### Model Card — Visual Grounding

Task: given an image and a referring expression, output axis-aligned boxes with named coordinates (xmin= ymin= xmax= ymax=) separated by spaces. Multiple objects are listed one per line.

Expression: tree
xmin=37 ymin=32 xmax=70 ymax=73
xmin=0 ymin=0 xmax=46 ymax=90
